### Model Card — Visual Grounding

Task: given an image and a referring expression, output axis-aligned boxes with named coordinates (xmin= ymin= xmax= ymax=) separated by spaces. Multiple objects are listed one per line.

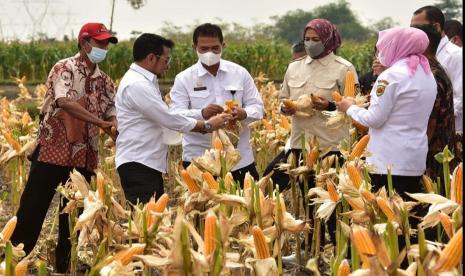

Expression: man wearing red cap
xmin=10 ymin=23 xmax=118 ymax=273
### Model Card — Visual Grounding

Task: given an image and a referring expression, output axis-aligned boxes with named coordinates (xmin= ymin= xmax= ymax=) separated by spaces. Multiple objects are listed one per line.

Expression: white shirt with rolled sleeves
xmin=346 ymin=58 xmax=437 ymax=176
xmin=436 ymin=36 xmax=463 ymax=133
xmin=115 ymin=63 xmax=197 ymax=173
xmin=170 ymin=59 xmax=264 ymax=170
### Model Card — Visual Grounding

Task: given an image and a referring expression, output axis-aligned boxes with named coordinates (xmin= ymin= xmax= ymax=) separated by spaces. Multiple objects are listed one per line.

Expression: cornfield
xmin=0 ymin=73 xmax=462 ymax=276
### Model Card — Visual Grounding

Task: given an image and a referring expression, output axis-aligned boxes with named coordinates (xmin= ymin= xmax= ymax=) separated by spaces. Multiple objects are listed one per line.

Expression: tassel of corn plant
xmin=204 ymin=211 xmax=217 ymax=256
xmin=114 ymin=244 xmax=145 ymax=265
xmin=349 ymin=135 xmax=369 ymax=160
xmin=181 ymin=169 xmax=200 ymax=193
xmin=451 ymin=162 xmax=462 ymax=204
xmin=347 ymin=164 xmax=363 ymax=189
xmin=202 ymin=171 xmax=219 ymax=191
xmin=439 ymin=212 xmax=454 ymax=239
xmin=344 ymin=70 xmax=356 ymax=97
xmin=337 ymin=259 xmax=351 ymax=276
xmin=376 ymin=196 xmax=396 ymax=221
xmin=252 ymin=226 xmax=270 ymax=259
xmin=1 ymin=216 xmax=17 ymax=242
xmin=434 ymin=227 xmax=462 ymax=272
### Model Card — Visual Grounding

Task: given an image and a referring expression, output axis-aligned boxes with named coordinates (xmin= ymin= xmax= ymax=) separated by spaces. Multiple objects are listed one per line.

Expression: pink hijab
xmin=376 ymin=27 xmax=431 ymax=77
xmin=304 ymin=19 xmax=341 ymax=58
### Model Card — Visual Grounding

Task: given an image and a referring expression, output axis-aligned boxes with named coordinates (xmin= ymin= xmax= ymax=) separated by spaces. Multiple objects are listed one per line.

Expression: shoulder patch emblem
xmin=376 ymin=79 xmax=389 ymax=96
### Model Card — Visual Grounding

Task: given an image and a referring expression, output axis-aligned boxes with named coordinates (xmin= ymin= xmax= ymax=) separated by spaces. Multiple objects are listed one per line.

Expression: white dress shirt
xmin=436 ymin=36 xmax=463 ymax=133
xmin=116 ymin=63 xmax=197 ymax=173
xmin=347 ymin=58 xmax=437 ymax=176
xmin=170 ymin=59 xmax=264 ymax=170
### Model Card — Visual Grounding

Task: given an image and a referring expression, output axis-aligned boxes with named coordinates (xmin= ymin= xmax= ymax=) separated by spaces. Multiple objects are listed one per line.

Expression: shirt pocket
xmin=287 ymin=79 xmax=307 ymax=100
xmin=313 ymin=79 xmax=337 ymax=100
xmin=189 ymin=89 xmax=210 ymax=108
xmin=222 ymin=85 xmax=244 ymax=107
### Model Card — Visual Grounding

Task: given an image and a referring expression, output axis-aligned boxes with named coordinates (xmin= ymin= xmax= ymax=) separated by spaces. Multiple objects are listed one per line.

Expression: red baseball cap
xmin=78 ymin=23 xmax=118 ymax=44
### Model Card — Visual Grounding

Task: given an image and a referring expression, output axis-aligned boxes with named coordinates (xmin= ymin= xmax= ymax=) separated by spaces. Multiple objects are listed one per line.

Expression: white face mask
xmin=197 ymin=51 xmax=221 ymax=66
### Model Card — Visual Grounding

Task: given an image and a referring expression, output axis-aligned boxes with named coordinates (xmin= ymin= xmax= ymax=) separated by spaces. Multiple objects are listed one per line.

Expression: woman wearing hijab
xmin=337 ymin=27 xmax=437 ymax=195
xmin=277 ymin=19 xmax=359 ymax=257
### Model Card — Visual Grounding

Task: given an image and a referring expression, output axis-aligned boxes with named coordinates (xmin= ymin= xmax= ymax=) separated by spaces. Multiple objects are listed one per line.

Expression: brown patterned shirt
xmin=37 ymin=53 xmax=116 ymax=171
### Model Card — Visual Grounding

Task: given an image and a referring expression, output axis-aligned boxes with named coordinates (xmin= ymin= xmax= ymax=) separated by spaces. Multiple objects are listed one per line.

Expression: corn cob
xmin=451 ymin=162 xmax=462 ymax=205
xmin=352 ymin=120 xmax=369 ymax=133
xmin=337 ymin=259 xmax=351 ymax=276
xmin=223 ymin=172 xmax=234 ymax=190
xmin=283 ymin=99 xmax=299 ymax=110
xmin=435 ymin=227 xmax=462 ymax=272
xmin=212 ymin=136 xmax=223 ymax=150
xmin=349 ymin=135 xmax=369 ymax=160
xmin=21 ymin=112 xmax=31 ymax=128
xmin=2 ymin=131 xmax=21 ymax=153
xmin=1 ymin=216 xmax=17 ymax=242
xmin=332 ymin=91 xmax=343 ymax=102
xmin=306 ymin=146 xmax=318 ymax=168
xmin=262 ymin=119 xmax=273 ymax=130
xmin=376 ymin=196 xmax=396 ymax=221
xmin=344 ymin=70 xmax=356 ymax=97
xmin=360 ymin=189 xmax=376 ymax=202
xmin=351 ymin=225 xmax=376 ymax=255
xmin=345 ymin=197 xmax=364 ymax=211
xmin=204 ymin=211 xmax=217 ymax=256
xmin=154 ymin=194 xmax=169 ymax=213
xmin=114 ymin=244 xmax=145 ymax=265
xmin=15 ymin=258 xmax=29 ymax=276
xmin=279 ymin=116 xmax=291 ymax=129
xmin=421 ymin=175 xmax=435 ymax=193
xmin=244 ymin=172 xmax=253 ymax=190
xmin=145 ymin=199 xmax=157 ymax=228
xmin=252 ymin=226 xmax=270 ymax=259
xmin=346 ymin=164 xmax=363 ymax=189
xmin=439 ymin=212 xmax=453 ymax=239
xmin=96 ymin=172 xmax=105 ymax=202
xmin=181 ymin=169 xmax=200 ymax=193
xmin=326 ymin=179 xmax=339 ymax=202
xmin=202 ymin=172 xmax=219 ymax=191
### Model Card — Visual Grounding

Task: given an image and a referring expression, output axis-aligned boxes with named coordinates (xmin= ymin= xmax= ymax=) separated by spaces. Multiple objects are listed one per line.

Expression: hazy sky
xmin=0 ymin=0 xmax=439 ymax=41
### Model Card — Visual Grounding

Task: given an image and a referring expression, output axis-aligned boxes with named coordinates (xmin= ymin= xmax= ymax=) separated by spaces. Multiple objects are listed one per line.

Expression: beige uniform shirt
xmin=280 ymin=53 xmax=358 ymax=150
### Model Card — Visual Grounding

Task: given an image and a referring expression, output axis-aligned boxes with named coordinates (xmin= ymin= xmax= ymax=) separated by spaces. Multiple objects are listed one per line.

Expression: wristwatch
xmin=203 ymin=121 xmax=212 ymax=133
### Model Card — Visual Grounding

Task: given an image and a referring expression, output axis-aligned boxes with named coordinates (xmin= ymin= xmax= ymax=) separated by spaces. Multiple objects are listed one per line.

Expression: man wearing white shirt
xmin=170 ymin=23 xmax=264 ymax=186
xmin=411 ymin=6 xmax=463 ymax=160
xmin=116 ymin=33 xmax=229 ymax=204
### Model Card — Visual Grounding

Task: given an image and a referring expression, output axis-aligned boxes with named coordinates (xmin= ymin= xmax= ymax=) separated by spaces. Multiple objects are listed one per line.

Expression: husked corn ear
xmin=2 ymin=131 xmax=21 ymax=153
xmin=202 ymin=172 xmax=219 ymax=191
xmin=181 ymin=169 xmax=200 ymax=193
xmin=204 ymin=211 xmax=217 ymax=256
xmin=114 ymin=244 xmax=145 ymax=265
xmin=15 ymin=258 xmax=29 ymax=276
xmin=154 ymin=193 xmax=169 ymax=213
xmin=96 ymin=172 xmax=105 ymax=202
xmin=349 ymin=135 xmax=369 ymax=160
xmin=376 ymin=197 xmax=396 ymax=221
xmin=262 ymin=119 xmax=273 ymax=130
xmin=326 ymin=179 xmax=339 ymax=202
xmin=283 ymin=99 xmax=299 ymax=110
xmin=347 ymin=164 xmax=363 ymax=189
xmin=145 ymin=199 xmax=157 ymax=228
xmin=422 ymin=175 xmax=435 ymax=193
xmin=439 ymin=212 xmax=453 ymax=239
xmin=244 ymin=172 xmax=253 ymax=190
xmin=344 ymin=70 xmax=356 ymax=97
xmin=360 ymin=189 xmax=376 ymax=202
xmin=306 ymin=146 xmax=319 ymax=168
xmin=279 ymin=116 xmax=291 ymax=129
xmin=21 ymin=112 xmax=31 ymax=128
xmin=345 ymin=196 xmax=364 ymax=211
xmin=451 ymin=162 xmax=462 ymax=205
xmin=351 ymin=225 xmax=376 ymax=255
xmin=332 ymin=91 xmax=343 ymax=102
xmin=1 ymin=216 xmax=17 ymax=242
xmin=212 ymin=136 xmax=223 ymax=150
xmin=352 ymin=120 xmax=369 ymax=132
xmin=223 ymin=172 xmax=234 ymax=190
xmin=435 ymin=227 xmax=462 ymax=272
xmin=337 ymin=259 xmax=350 ymax=276
xmin=252 ymin=226 xmax=270 ymax=259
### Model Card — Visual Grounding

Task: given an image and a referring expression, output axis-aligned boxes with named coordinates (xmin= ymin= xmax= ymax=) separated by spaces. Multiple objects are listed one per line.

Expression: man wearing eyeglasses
xmin=115 ymin=33 xmax=230 ymax=205
xmin=170 ymin=23 xmax=264 ymax=187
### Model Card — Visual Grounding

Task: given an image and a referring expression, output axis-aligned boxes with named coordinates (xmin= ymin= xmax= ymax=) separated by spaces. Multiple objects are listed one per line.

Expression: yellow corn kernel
xmin=145 ymin=199 xmax=157 ymax=228
xmin=306 ymin=146 xmax=319 ymax=168
xmin=1 ymin=216 xmax=17 ymax=242
xmin=439 ymin=212 xmax=453 ymax=239
xmin=283 ymin=99 xmax=299 ymax=110
xmin=349 ymin=135 xmax=369 ymax=160
xmin=344 ymin=70 xmax=356 ymax=97
xmin=279 ymin=116 xmax=291 ymax=130
xmin=360 ymin=189 xmax=376 ymax=203
xmin=252 ymin=226 xmax=270 ymax=259
xmin=202 ymin=172 xmax=219 ymax=191
xmin=337 ymin=259 xmax=350 ymax=276
xmin=154 ymin=194 xmax=169 ymax=213
xmin=15 ymin=258 xmax=29 ymax=276
xmin=114 ymin=245 xmax=145 ymax=265
xmin=2 ymin=131 xmax=21 ymax=153
xmin=244 ymin=172 xmax=253 ymax=190
xmin=96 ymin=172 xmax=105 ymax=202
xmin=223 ymin=172 xmax=234 ymax=190
xmin=376 ymin=196 xmax=396 ymax=221
xmin=345 ymin=197 xmax=364 ymax=211
xmin=262 ymin=119 xmax=273 ymax=130
xmin=347 ymin=164 xmax=363 ymax=189
xmin=451 ymin=162 xmax=462 ymax=205
xmin=181 ymin=169 xmax=200 ymax=193
xmin=326 ymin=179 xmax=339 ymax=202
xmin=204 ymin=211 xmax=217 ymax=256
xmin=351 ymin=225 xmax=376 ymax=255
xmin=435 ymin=227 xmax=462 ymax=272
xmin=212 ymin=136 xmax=223 ymax=150
xmin=21 ymin=112 xmax=31 ymax=128
xmin=422 ymin=174 xmax=435 ymax=193
xmin=332 ymin=91 xmax=343 ymax=102
xmin=352 ymin=120 xmax=369 ymax=133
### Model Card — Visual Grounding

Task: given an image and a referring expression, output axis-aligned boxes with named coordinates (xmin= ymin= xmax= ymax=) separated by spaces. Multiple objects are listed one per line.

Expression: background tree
xmin=435 ymin=0 xmax=463 ymax=21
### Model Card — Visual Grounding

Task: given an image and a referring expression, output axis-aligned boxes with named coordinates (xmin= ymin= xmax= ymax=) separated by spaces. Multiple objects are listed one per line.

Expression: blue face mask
xmin=86 ymin=44 xmax=108 ymax=64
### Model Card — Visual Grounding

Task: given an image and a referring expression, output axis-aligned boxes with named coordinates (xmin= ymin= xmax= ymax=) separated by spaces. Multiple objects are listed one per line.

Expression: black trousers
xmin=263 ymin=148 xmax=342 ymax=247
xmin=117 ymin=162 xmax=164 ymax=205
xmin=11 ymin=146 xmax=93 ymax=273
xmin=182 ymin=161 xmax=259 ymax=189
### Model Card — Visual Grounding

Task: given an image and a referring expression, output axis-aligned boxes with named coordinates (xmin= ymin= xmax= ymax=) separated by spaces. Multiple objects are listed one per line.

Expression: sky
xmin=0 ymin=0 xmax=441 ymax=41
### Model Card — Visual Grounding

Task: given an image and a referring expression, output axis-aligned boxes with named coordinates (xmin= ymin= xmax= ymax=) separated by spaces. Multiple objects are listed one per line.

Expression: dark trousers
xmin=182 ymin=161 xmax=260 ymax=189
xmin=263 ymin=149 xmax=341 ymax=247
xmin=11 ymin=146 xmax=93 ymax=273
xmin=117 ymin=162 xmax=164 ymax=205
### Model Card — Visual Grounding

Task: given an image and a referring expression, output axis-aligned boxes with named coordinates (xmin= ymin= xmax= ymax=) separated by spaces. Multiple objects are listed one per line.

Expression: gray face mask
xmin=304 ymin=40 xmax=325 ymax=58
